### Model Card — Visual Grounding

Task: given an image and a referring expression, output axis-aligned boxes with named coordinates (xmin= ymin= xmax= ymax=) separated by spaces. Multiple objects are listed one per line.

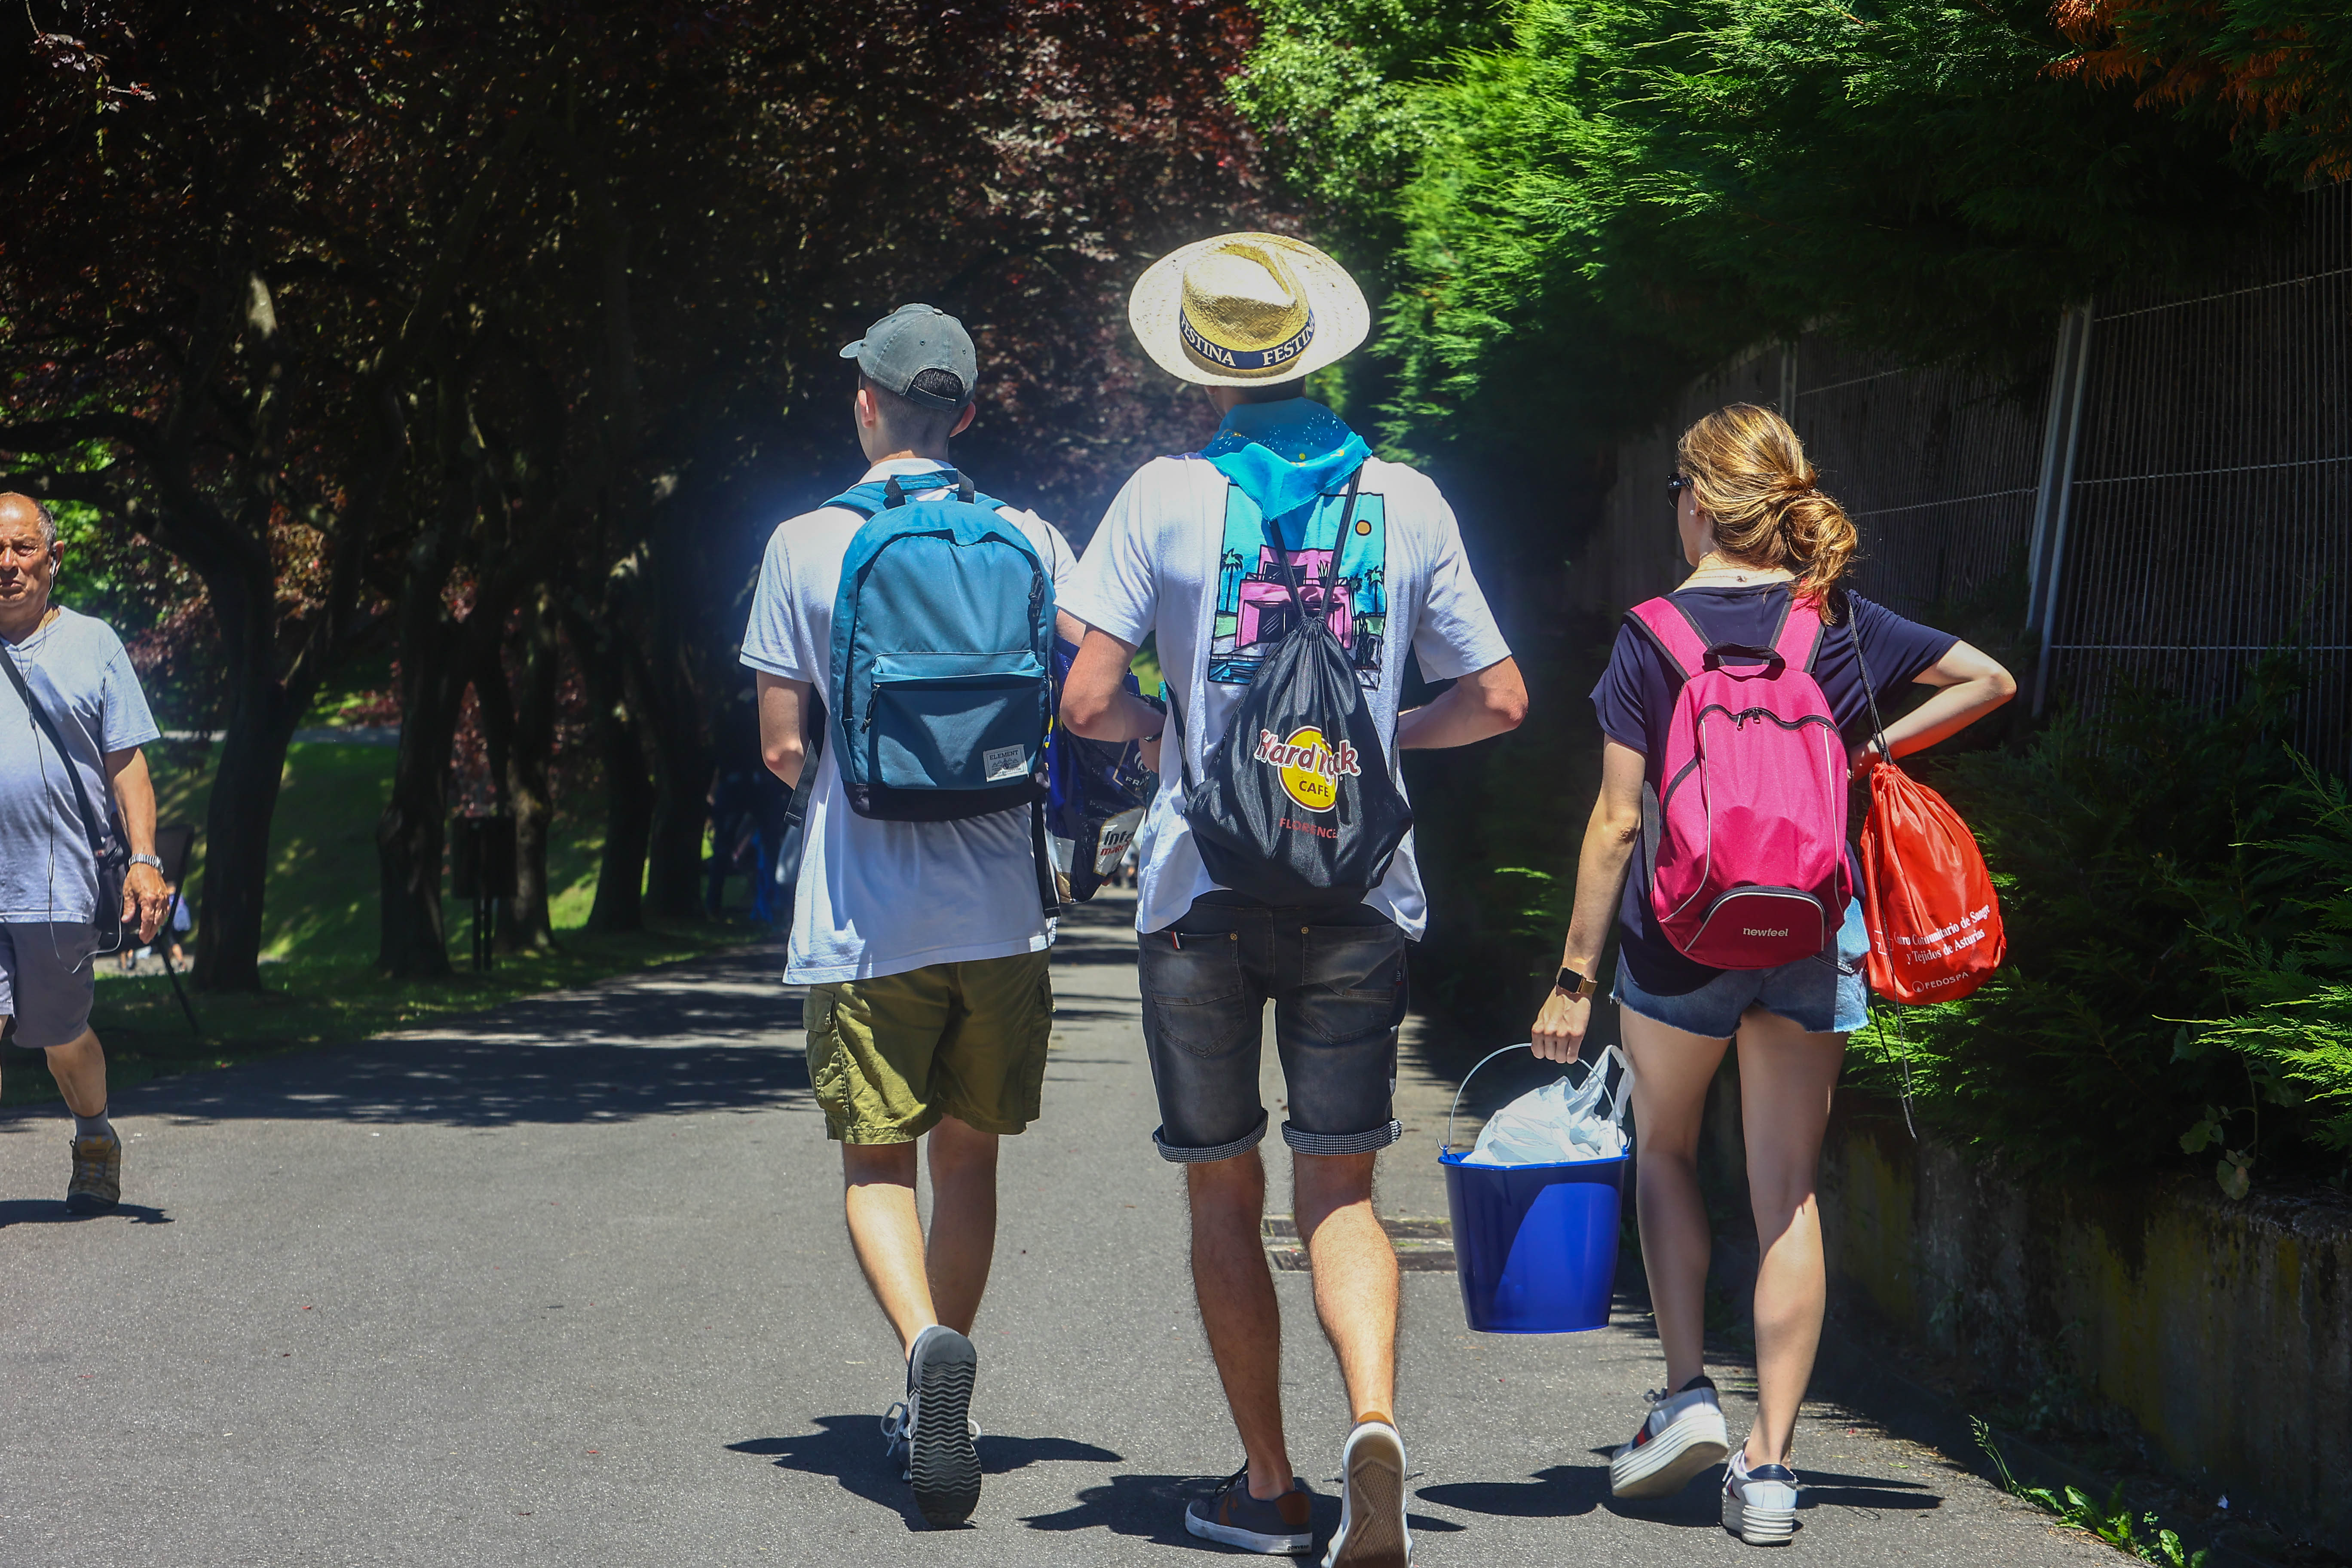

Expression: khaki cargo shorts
xmin=806 ymin=950 xmax=1054 ymax=1144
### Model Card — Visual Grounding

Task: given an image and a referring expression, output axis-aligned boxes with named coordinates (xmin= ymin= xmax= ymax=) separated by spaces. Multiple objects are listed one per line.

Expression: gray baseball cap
xmin=839 ymin=303 xmax=977 ymax=410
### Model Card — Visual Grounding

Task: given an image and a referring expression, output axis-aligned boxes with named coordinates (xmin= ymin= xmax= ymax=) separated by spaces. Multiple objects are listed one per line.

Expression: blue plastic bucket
xmin=1440 ymin=1045 xmax=1630 ymax=1334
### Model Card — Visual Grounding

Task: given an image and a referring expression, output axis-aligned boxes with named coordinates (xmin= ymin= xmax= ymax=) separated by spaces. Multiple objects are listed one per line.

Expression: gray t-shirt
xmin=1 ymin=606 xmax=160 ymax=924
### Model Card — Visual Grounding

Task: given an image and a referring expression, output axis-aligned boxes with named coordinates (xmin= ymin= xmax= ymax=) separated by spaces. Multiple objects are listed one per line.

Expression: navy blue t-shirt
xmin=1589 ymin=584 xmax=1958 ymax=996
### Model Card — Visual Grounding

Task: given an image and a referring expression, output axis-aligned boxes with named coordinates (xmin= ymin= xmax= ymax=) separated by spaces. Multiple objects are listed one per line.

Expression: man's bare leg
xmin=45 ymin=1027 xmax=109 ymax=1119
xmin=842 ymin=1140 xmax=938 ymax=1354
xmin=1188 ymin=1148 xmax=1295 ymax=1500
xmin=925 ymin=1116 xmax=999 ymax=1336
xmin=1293 ymin=1150 xmax=1396 ymax=1421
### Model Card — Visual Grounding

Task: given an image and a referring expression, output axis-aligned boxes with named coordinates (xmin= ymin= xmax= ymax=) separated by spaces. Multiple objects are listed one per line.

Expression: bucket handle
xmin=1442 ymin=1043 xmax=1630 ymax=1156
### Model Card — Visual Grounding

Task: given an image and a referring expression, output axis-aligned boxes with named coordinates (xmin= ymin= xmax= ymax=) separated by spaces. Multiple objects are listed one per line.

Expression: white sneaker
xmin=1721 ymin=1449 xmax=1800 ymax=1545
xmin=1609 ymin=1375 xmax=1730 ymax=1498
xmin=1322 ymin=1419 xmax=1410 ymax=1567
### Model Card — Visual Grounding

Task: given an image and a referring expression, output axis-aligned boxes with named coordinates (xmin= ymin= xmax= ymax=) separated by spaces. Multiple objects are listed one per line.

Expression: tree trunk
xmin=641 ymin=646 xmax=712 ymax=922
xmin=489 ymin=590 xmax=560 ymax=952
xmin=375 ymin=614 xmax=471 ymax=978
xmin=573 ymin=617 xmax=652 ymax=933
xmin=191 ymin=563 xmax=305 ymax=992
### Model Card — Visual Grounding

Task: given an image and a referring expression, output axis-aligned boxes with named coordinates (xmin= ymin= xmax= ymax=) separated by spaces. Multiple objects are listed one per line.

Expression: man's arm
xmin=103 ymin=746 xmax=168 ymax=942
xmin=1059 ymin=627 xmax=1164 ymax=742
xmin=755 ymin=672 xmax=812 ymax=790
xmin=1394 ymin=657 xmax=1529 ymax=750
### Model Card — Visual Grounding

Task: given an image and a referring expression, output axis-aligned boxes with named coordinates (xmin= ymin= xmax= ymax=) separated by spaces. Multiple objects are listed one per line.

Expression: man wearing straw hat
xmin=1061 ymin=236 xmax=1528 ymax=1563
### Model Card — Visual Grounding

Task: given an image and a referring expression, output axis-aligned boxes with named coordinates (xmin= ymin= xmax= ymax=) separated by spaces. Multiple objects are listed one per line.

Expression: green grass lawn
xmin=144 ymin=738 xmax=620 ymax=959
xmin=1 ymin=740 xmax=772 ymax=1109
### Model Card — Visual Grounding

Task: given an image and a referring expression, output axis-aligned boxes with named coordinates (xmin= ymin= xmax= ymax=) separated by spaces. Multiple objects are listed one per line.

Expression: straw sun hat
xmin=1128 ymin=233 xmax=1369 ymax=388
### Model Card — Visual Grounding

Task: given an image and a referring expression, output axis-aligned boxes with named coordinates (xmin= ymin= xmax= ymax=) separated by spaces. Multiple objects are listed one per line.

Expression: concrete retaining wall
xmin=1815 ymin=1097 xmax=2352 ymax=1548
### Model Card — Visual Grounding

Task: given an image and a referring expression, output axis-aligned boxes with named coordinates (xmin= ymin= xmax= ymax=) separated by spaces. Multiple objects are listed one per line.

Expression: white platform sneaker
xmin=1609 ymin=1375 xmax=1731 ymax=1498
xmin=1721 ymin=1449 xmax=1800 ymax=1545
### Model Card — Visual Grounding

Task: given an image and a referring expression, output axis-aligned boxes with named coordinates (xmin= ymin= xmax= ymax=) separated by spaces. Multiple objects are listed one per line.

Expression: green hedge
xmin=1847 ymin=664 xmax=2352 ymax=1188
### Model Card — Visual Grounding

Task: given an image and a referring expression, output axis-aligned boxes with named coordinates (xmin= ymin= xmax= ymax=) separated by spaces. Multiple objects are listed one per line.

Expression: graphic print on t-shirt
xmin=1207 ymin=484 xmax=1388 ymax=690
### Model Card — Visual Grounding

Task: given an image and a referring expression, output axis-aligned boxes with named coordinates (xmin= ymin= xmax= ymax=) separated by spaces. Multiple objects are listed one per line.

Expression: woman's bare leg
xmin=1732 ymin=1005 xmax=1845 ymax=1466
xmin=1619 ymin=1009 xmax=1733 ymax=1392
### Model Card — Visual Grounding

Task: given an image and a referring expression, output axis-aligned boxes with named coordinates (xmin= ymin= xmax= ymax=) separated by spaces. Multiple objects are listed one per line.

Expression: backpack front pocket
xmin=864 ymin=651 xmax=1047 ymax=792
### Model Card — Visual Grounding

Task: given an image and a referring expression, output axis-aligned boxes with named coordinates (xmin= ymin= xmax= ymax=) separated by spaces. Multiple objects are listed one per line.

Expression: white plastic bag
xmin=1462 ymin=1045 xmax=1631 ymax=1167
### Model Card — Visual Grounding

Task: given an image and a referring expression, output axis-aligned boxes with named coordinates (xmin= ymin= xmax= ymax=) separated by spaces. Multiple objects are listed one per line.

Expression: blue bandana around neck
xmin=1199 ymin=398 xmax=1372 ymax=526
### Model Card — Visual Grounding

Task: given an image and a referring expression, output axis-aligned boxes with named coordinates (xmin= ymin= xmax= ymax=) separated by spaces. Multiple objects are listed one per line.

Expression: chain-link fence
xmin=1582 ymin=184 xmax=2351 ymax=768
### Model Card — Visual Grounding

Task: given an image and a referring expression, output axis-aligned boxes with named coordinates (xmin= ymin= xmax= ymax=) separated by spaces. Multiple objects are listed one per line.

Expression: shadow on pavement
xmin=732 ymin=1416 xmax=1125 ymax=1533
xmin=1795 ymin=1470 xmax=1941 ymax=1510
xmin=0 ymin=947 xmax=811 ymax=1132
xmin=1418 ymin=1463 xmax=1614 ymax=1519
xmin=1017 ymin=1472 xmax=1207 ymax=1545
xmin=0 ymin=1198 xmax=173 ymax=1226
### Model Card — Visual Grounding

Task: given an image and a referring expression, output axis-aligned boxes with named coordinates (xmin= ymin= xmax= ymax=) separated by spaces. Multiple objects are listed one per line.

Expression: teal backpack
xmin=824 ymin=469 xmax=1056 ymax=827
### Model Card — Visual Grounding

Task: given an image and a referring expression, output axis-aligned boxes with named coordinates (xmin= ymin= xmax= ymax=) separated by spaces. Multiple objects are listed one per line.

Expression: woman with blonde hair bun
xmin=1529 ymin=403 xmax=2015 ymax=1546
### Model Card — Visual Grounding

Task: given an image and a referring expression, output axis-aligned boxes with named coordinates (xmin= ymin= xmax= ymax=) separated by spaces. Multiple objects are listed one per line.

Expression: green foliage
xmin=1239 ymin=0 xmax=2300 ymax=458
xmin=1232 ymin=0 xmax=1503 ymax=236
xmin=1844 ymin=658 xmax=2343 ymax=1185
xmin=2179 ymin=756 xmax=2352 ymax=1168
xmin=1972 ymin=1418 xmax=2208 ymax=1566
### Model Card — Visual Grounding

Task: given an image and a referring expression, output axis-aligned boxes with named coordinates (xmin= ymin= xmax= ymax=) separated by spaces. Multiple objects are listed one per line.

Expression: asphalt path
xmin=0 ymin=894 xmax=2107 ymax=1566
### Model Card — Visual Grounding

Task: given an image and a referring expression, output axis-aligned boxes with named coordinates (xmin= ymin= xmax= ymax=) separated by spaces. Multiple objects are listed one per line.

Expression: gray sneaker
xmin=1185 ymin=1468 xmax=1314 ymax=1555
xmin=66 ymin=1132 xmax=121 ymax=1214
xmin=896 ymin=1325 xmax=979 ymax=1527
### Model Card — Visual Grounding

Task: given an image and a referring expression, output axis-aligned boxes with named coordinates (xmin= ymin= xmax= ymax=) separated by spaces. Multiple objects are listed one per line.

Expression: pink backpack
xmin=1629 ymin=594 xmax=1852 ymax=970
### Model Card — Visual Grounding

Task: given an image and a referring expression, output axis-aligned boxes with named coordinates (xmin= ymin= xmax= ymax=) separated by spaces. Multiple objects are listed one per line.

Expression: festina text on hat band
xmin=1180 ymin=307 xmax=1317 ymax=373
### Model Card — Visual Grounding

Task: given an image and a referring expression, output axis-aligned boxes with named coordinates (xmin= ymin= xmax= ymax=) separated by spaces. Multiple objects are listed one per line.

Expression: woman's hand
xmin=1531 ymin=987 xmax=1591 ymax=1063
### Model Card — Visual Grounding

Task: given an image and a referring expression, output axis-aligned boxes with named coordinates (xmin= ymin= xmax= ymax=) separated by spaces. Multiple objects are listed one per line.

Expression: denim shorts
xmin=1135 ymin=896 xmax=1408 ymax=1163
xmin=1613 ymin=900 xmax=1870 ymax=1038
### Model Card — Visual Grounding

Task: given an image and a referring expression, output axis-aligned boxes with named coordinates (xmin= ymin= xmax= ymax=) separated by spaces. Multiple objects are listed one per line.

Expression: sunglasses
xmin=1666 ymin=473 xmax=1692 ymax=510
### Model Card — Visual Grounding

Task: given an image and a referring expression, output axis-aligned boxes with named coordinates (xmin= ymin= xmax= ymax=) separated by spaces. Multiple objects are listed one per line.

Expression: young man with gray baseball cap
xmin=741 ymin=304 xmax=1085 ymax=1528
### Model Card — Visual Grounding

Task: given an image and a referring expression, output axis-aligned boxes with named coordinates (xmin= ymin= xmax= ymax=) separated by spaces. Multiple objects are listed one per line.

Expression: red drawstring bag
xmin=1846 ymin=609 xmax=2004 ymax=1004
xmin=1856 ymin=758 xmax=2004 ymax=1003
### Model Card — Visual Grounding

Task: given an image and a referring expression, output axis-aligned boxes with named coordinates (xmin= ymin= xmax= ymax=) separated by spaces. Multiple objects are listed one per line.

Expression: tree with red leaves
xmin=2052 ymin=0 xmax=2352 ymax=181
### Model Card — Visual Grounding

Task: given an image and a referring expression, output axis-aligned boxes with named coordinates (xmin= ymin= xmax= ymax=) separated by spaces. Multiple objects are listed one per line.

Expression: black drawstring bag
xmin=1172 ymin=469 xmax=1412 ymax=907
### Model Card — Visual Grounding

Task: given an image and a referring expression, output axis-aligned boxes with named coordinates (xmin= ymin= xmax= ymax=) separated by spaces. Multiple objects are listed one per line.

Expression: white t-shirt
xmin=740 ymin=458 xmax=1078 ymax=985
xmin=1061 ymin=452 xmax=1510 ymax=938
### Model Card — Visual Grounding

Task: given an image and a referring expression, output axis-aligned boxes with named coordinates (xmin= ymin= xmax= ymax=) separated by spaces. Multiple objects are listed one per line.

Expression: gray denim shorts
xmin=1136 ymin=896 xmax=1408 ymax=1163
xmin=0 ymin=922 xmax=101 ymax=1050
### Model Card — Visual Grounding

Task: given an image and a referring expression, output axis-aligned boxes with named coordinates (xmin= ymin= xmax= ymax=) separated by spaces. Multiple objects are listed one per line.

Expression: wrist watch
xmin=129 ymin=854 xmax=164 ymax=873
xmin=1554 ymin=967 xmax=1598 ymax=1000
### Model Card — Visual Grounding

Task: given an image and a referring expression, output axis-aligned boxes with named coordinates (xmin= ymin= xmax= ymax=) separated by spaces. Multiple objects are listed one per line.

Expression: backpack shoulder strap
xmin=1771 ymin=593 xmax=1826 ymax=671
xmin=1627 ymin=597 xmax=1707 ymax=680
xmin=824 ymin=481 xmax=891 ymax=521
xmin=823 ymin=468 xmax=967 ymax=520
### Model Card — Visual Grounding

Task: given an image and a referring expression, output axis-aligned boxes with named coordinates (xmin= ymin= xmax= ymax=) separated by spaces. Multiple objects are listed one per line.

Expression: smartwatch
xmin=1554 ymin=967 xmax=1598 ymax=1000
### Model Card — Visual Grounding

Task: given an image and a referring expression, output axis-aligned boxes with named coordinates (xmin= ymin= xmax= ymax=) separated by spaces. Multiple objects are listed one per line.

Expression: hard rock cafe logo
xmin=1254 ymin=725 xmax=1360 ymax=815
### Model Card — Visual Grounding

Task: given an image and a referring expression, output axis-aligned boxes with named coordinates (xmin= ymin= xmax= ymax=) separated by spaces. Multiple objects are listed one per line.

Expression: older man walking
xmin=1061 ymin=236 xmax=1528 ymax=1565
xmin=0 ymin=493 xmax=170 ymax=1213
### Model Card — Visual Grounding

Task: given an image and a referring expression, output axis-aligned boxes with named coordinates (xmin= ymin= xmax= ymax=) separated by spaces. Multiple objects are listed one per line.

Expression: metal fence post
xmin=2026 ymin=302 xmax=2095 ymax=716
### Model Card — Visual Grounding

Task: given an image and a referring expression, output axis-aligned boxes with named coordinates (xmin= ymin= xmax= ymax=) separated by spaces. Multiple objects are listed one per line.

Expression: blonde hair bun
xmin=1678 ymin=404 xmax=1858 ymax=615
